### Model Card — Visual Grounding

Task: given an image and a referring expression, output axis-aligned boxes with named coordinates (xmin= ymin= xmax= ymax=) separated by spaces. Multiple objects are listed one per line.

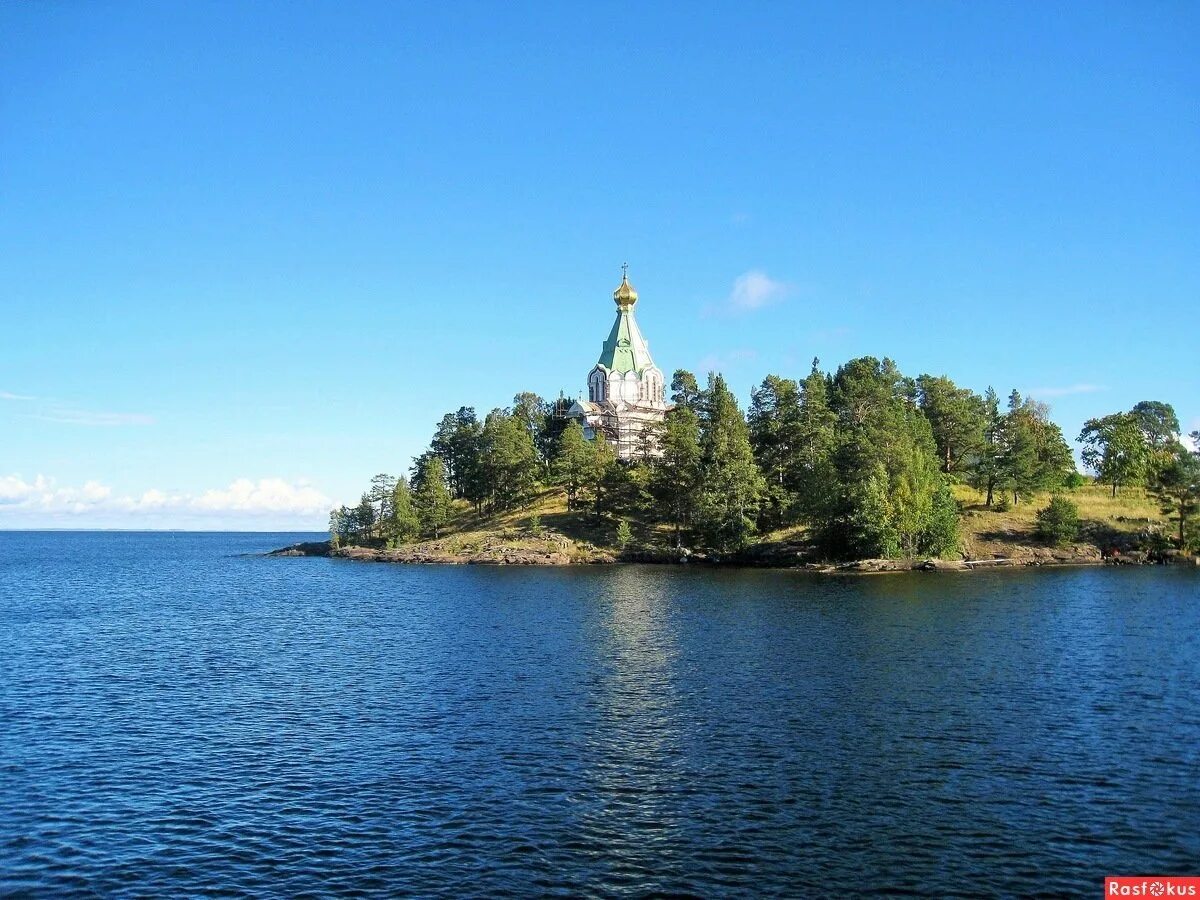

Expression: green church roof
xmin=596 ymin=274 xmax=656 ymax=374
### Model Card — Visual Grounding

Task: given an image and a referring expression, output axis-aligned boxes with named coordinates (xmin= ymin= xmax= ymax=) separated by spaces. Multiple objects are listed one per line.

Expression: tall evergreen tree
xmin=553 ymin=420 xmax=591 ymax=510
xmin=791 ymin=360 xmax=838 ymax=525
xmin=695 ymin=373 xmax=765 ymax=550
xmin=821 ymin=357 xmax=955 ymax=559
xmin=511 ymin=392 xmax=550 ymax=470
xmin=670 ymin=369 xmax=702 ymax=410
xmin=1148 ymin=438 xmax=1200 ymax=549
xmin=997 ymin=392 xmax=1074 ymax=505
xmin=967 ymin=387 xmax=1004 ymax=506
xmin=748 ymin=374 xmax=802 ymax=530
xmin=368 ymin=473 xmax=397 ymax=537
xmin=355 ymin=493 xmax=376 ymax=543
xmin=648 ymin=407 xmax=703 ymax=548
xmin=915 ymin=374 xmax=988 ymax=476
xmin=413 ymin=455 xmax=452 ymax=539
xmin=431 ymin=407 xmax=483 ymax=500
xmin=479 ymin=409 xmax=540 ymax=512
xmin=387 ymin=477 xmax=420 ymax=544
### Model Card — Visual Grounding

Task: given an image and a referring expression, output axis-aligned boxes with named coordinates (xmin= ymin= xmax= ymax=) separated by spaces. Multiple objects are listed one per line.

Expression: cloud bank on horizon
xmin=0 ymin=475 xmax=331 ymax=530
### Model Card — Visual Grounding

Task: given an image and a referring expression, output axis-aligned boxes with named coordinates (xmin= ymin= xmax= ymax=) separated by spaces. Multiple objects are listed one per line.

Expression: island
xmin=277 ymin=273 xmax=1200 ymax=572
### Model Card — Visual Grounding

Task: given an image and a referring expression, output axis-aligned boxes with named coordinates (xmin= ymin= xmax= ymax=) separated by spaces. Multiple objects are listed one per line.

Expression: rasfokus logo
xmin=1106 ymin=877 xmax=1200 ymax=897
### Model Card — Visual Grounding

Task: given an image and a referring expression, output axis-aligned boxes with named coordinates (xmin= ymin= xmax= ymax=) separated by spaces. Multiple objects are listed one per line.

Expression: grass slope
xmin=372 ymin=482 xmax=1169 ymax=565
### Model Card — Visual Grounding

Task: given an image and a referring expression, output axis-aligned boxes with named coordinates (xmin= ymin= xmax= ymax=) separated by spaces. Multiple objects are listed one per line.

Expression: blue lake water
xmin=1 ymin=531 xmax=1198 ymax=896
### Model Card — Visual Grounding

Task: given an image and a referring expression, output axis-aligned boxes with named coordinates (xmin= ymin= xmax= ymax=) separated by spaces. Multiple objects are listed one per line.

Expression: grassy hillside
xmin=334 ymin=482 xmax=1171 ymax=567
xmin=954 ymin=483 xmax=1166 ymax=558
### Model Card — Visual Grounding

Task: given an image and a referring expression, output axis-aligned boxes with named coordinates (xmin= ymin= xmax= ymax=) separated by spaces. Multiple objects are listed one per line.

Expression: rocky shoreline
xmin=269 ymin=539 xmax=1192 ymax=572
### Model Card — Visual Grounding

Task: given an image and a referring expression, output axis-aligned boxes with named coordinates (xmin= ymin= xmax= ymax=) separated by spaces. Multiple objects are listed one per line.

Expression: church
xmin=567 ymin=268 xmax=670 ymax=459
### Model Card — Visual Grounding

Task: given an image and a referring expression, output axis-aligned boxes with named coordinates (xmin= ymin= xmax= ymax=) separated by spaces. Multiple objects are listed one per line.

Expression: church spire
xmin=613 ymin=264 xmax=638 ymax=308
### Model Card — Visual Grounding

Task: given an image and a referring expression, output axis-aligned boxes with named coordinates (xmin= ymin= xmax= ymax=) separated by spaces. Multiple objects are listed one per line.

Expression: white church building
xmin=567 ymin=268 xmax=670 ymax=459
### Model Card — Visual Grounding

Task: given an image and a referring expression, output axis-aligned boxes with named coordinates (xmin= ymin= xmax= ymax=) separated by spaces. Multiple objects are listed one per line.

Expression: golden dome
xmin=613 ymin=267 xmax=638 ymax=307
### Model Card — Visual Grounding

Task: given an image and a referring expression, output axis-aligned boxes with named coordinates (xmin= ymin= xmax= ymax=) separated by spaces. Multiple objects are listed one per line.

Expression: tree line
xmin=330 ymin=357 xmax=1199 ymax=558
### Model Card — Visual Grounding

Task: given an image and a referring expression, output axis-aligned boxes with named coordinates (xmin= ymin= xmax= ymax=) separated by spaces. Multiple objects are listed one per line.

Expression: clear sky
xmin=2 ymin=1 xmax=1197 ymax=529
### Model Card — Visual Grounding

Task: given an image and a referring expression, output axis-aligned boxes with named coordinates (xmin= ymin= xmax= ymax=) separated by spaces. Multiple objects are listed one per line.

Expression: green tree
xmin=554 ymin=420 xmax=591 ymax=510
xmin=615 ymin=520 xmax=633 ymax=550
xmin=648 ymin=407 xmax=703 ymax=548
xmin=915 ymin=374 xmax=988 ymax=476
xmin=388 ymin=477 xmax=420 ymax=544
xmin=354 ymin=493 xmax=376 ymax=544
xmin=368 ymin=473 xmax=397 ymax=538
xmin=695 ymin=373 xmax=765 ymax=550
xmin=967 ymin=387 xmax=1005 ymax=506
xmin=670 ymin=369 xmax=701 ymax=410
xmin=511 ymin=391 xmax=550 ymax=470
xmin=1078 ymin=412 xmax=1149 ymax=497
xmin=431 ymin=407 xmax=484 ymax=502
xmin=748 ymin=373 xmax=802 ymax=530
xmin=328 ymin=507 xmax=347 ymax=548
xmin=791 ymin=360 xmax=838 ymax=524
xmin=1036 ymin=495 xmax=1081 ymax=547
xmin=1148 ymin=438 xmax=1200 ymax=549
xmin=820 ymin=357 xmax=953 ymax=559
xmin=585 ymin=433 xmax=618 ymax=519
xmin=924 ymin=478 xmax=961 ymax=557
xmin=479 ymin=409 xmax=540 ymax=511
xmin=1130 ymin=400 xmax=1180 ymax=450
xmin=997 ymin=392 xmax=1075 ymax=505
xmin=413 ymin=455 xmax=452 ymax=538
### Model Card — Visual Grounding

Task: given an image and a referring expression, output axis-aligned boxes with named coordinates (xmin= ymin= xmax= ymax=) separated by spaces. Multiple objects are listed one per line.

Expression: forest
xmin=329 ymin=356 xmax=1200 ymax=560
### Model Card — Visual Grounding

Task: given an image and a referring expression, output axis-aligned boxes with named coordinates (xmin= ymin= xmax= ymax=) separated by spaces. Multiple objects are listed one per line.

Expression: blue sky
xmin=2 ymin=1 xmax=1197 ymax=529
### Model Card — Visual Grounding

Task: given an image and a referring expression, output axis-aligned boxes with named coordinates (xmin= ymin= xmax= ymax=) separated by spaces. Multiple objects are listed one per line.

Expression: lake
xmin=1 ymin=531 xmax=1197 ymax=895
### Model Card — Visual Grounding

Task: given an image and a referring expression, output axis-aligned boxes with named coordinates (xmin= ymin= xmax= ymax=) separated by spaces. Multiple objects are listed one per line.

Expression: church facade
xmin=567 ymin=269 xmax=670 ymax=459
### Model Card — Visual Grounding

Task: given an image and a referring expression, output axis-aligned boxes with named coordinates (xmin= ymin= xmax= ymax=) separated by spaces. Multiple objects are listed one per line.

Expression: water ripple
xmin=1 ymin=533 xmax=1198 ymax=896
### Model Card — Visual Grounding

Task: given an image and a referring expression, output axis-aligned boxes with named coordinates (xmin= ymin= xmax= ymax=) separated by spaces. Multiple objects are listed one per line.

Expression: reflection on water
xmin=1 ymin=533 xmax=1198 ymax=896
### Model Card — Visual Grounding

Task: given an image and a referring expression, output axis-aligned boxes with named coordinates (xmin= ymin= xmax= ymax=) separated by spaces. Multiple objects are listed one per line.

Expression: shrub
xmin=1064 ymin=471 xmax=1087 ymax=490
xmin=1036 ymin=495 xmax=1080 ymax=546
xmin=528 ymin=514 xmax=544 ymax=537
xmin=993 ymin=494 xmax=1011 ymax=512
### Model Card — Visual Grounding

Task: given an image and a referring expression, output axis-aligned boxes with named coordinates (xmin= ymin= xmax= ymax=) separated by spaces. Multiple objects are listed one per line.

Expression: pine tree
xmin=368 ymin=473 xmax=397 ymax=538
xmin=479 ymin=409 xmax=540 ymax=511
xmin=791 ymin=360 xmax=838 ymax=525
xmin=389 ymin=477 xmax=420 ymax=544
xmin=915 ymin=374 xmax=988 ymax=476
xmin=1148 ymin=439 xmax=1200 ymax=549
xmin=748 ymin=374 xmax=802 ymax=530
xmin=648 ymin=407 xmax=703 ymax=548
xmin=670 ymin=369 xmax=701 ymax=410
xmin=585 ymin=434 xmax=617 ymax=519
xmin=968 ymin=387 xmax=1004 ymax=506
xmin=354 ymin=493 xmax=376 ymax=544
xmin=998 ymin=392 xmax=1074 ymax=505
xmin=413 ymin=456 xmax=452 ymax=539
xmin=819 ymin=357 xmax=952 ymax=559
xmin=554 ymin=420 xmax=591 ymax=510
xmin=695 ymin=373 xmax=765 ymax=551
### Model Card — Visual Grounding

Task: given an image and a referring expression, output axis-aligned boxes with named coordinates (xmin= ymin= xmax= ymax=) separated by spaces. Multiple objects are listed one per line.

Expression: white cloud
xmin=0 ymin=390 xmax=36 ymax=401
xmin=192 ymin=478 xmax=331 ymax=514
xmin=0 ymin=475 xmax=332 ymax=524
xmin=727 ymin=270 xmax=790 ymax=313
xmin=1025 ymin=383 xmax=1105 ymax=398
